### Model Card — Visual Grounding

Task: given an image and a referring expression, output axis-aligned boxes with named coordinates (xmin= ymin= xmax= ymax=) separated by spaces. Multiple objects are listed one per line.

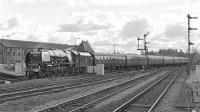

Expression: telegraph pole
xmin=137 ymin=32 xmax=150 ymax=69
xmin=187 ymin=14 xmax=198 ymax=75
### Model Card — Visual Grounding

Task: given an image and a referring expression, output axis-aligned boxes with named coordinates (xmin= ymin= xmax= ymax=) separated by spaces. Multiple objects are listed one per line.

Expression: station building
xmin=0 ymin=39 xmax=94 ymax=74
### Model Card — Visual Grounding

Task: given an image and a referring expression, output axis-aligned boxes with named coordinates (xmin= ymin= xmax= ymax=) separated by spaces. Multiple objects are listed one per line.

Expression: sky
xmin=0 ymin=0 xmax=200 ymax=54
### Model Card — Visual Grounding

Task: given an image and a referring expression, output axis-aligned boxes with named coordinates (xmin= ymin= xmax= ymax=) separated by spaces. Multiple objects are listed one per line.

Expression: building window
xmin=12 ymin=48 xmax=15 ymax=56
xmin=18 ymin=49 xmax=20 ymax=56
xmin=7 ymin=48 xmax=10 ymax=55
xmin=17 ymin=48 xmax=20 ymax=56
xmin=23 ymin=50 xmax=25 ymax=56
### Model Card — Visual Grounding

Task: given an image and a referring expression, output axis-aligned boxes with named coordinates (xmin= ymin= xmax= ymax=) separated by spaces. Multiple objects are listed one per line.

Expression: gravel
xmin=85 ymin=71 xmax=168 ymax=112
xmin=123 ymin=70 xmax=175 ymax=112
xmin=154 ymin=69 xmax=193 ymax=112
xmin=0 ymin=71 xmax=149 ymax=112
xmin=0 ymin=70 xmax=141 ymax=92
xmin=0 ymin=74 xmax=96 ymax=90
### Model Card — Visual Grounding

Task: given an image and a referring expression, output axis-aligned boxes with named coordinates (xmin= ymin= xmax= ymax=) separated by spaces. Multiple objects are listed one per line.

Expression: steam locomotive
xmin=25 ymin=49 xmax=188 ymax=78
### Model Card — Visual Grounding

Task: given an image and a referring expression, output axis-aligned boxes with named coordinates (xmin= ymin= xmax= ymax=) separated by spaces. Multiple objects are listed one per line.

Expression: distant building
xmin=76 ymin=41 xmax=95 ymax=53
xmin=0 ymin=39 xmax=95 ymax=64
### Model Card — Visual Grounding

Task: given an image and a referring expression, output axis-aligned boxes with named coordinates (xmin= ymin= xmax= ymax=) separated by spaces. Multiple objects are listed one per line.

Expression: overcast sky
xmin=0 ymin=0 xmax=200 ymax=53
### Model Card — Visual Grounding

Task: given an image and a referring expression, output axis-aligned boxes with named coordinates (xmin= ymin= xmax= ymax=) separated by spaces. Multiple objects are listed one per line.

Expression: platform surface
xmin=0 ymin=70 xmax=25 ymax=77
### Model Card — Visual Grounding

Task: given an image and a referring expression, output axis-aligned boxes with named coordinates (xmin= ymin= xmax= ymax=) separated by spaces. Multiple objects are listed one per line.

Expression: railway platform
xmin=0 ymin=70 xmax=26 ymax=84
xmin=0 ymin=70 xmax=25 ymax=77
xmin=0 ymin=64 xmax=25 ymax=77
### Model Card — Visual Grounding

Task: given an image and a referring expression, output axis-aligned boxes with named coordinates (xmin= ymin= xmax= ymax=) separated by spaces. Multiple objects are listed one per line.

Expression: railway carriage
xmin=173 ymin=57 xmax=179 ymax=65
xmin=163 ymin=56 xmax=174 ymax=66
xmin=94 ymin=53 xmax=126 ymax=70
xmin=148 ymin=55 xmax=164 ymax=67
xmin=126 ymin=54 xmax=145 ymax=69
xmin=179 ymin=57 xmax=189 ymax=65
xmin=148 ymin=55 xmax=155 ymax=66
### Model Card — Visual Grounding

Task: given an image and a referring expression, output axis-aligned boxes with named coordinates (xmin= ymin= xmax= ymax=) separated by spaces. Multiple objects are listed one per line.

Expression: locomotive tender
xmin=25 ymin=49 xmax=188 ymax=78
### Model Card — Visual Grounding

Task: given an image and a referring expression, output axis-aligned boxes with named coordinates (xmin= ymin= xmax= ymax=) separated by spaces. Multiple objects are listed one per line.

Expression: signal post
xmin=137 ymin=32 xmax=150 ymax=69
xmin=187 ymin=14 xmax=198 ymax=75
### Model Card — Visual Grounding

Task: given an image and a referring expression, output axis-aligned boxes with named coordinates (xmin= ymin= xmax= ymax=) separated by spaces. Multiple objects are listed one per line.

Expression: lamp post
xmin=74 ymin=37 xmax=80 ymax=45
xmin=114 ymin=44 xmax=116 ymax=54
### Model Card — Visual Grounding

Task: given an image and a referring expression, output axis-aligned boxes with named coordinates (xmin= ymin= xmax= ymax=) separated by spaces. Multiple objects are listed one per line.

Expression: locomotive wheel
xmin=54 ymin=69 xmax=61 ymax=76
xmin=60 ymin=69 xmax=65 ymax=76
xmin=45 ymin=70 xmax=51 ymax=77
xmin=68 ymin=68 xmax=74 ymax=75
xmin=35 ymin=72 xmax=40 ymax=78
xmin=63 ymin=69 xmax=68 ymax=76
xmin=26 ymin=72 xmax=32 ymax=79
xmin=28 ymin=72 xmax=36 ymax=79
xmin=38 ymin=71 xmax=45 ymax=78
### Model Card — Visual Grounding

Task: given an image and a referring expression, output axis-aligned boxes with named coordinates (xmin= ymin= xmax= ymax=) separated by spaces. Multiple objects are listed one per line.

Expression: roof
xmin=94 ymin=53 xmax=125 ymax=57
xmin=67 ymin=45 xmax=79 ymax=50
xmin=76 ymin=41 xmax=95 ymax=53
xmin=0 ymin=39 xmax=69 ymax=49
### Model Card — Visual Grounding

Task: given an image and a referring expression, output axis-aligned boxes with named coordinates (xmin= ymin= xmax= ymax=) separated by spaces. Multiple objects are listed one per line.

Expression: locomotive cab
xmin=68 ymin=50 xmax=95 ymax=74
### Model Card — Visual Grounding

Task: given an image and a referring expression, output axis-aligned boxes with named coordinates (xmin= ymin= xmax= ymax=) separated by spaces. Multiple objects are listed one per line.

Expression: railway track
xmin=0 ymin=68 xmax=164 ymax=103
xmin=35 ymin=67 xmax=172 ymax=112
xmin=112 ymin=67 xmax=183 ymax=112
xmin=0 ymin=68 xmax=156 ymax=94
xmin=0 ymin=69 xmax=146 ymax=93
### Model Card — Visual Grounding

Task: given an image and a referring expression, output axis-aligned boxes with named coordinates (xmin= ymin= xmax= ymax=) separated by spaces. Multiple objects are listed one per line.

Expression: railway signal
xmin=187 ymin=14 xmax=198 ymax=75
xmin=137 ymin=32 xmax=150 ymax=69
